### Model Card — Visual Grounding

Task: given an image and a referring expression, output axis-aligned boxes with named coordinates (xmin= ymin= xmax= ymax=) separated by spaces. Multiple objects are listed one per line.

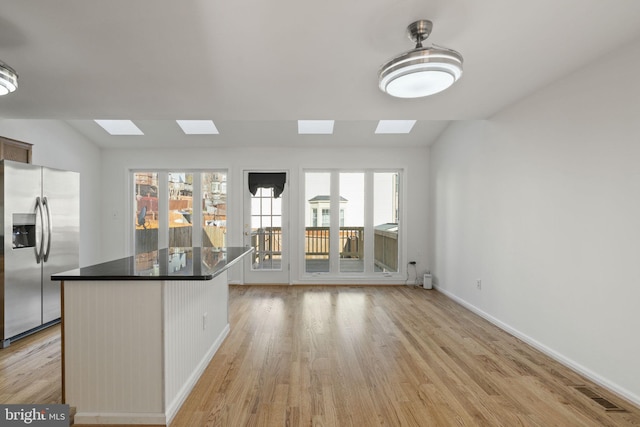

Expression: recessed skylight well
xmin=94 ymin=120 xmax=144 ymax=135
xmin=375 ymin=120 xmax=416 ymax=134
xmin=298 ymin=120 xmax=334 ymax=135
xmin=176 ymin=120 xmax=219 ymax=135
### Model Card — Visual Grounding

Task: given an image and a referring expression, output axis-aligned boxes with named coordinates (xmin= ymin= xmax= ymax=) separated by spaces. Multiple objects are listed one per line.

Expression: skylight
xmin=94 ymin=120 xmax=144 ymax=135
xmin=298 ymin=120 xmax=335 ymax=134
xmin=176 ymin=120 xmax=219 ymax=135
xmin=375 ymin=120 xmax=416 ymax=134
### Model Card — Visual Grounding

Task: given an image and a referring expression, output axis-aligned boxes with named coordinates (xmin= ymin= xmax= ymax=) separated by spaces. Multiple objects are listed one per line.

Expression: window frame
xmin=300 ymin=168 xmax=404 ymax=279
xmin=130 ymin=169 xmax=228 ymax=255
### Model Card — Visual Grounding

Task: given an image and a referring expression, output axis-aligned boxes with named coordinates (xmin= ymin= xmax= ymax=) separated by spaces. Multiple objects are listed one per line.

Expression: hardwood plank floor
xmin=172 ymin=286 xmax=640 ymax=427
xmin=2 ymin=285 xmax=640 ymax=426
xmin=0 ymin=323 xmax=61 ymax=404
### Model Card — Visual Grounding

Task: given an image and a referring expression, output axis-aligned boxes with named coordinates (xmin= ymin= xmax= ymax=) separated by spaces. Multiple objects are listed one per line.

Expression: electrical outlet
xmin=203 ymin=312 xmax=208 ymax=330
xmin=476 ymin=279 xmax=482 ymax=290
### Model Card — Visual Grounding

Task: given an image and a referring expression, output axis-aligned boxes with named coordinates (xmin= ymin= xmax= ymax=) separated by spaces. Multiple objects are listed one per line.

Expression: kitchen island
xmin=51 ymin=246 xmax=252 ymax=426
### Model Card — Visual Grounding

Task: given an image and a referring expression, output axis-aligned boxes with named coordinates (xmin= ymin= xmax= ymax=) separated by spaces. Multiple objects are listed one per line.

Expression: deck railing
xmin=301 ymin=227 xmax=365 ymax=258
xmin=250 ymin=226 xmax=397 ymax=270
xmin=374 ymin=227 xmax=398 ymax=271
xmin=137 ymin=225 xmax=398 ymax=272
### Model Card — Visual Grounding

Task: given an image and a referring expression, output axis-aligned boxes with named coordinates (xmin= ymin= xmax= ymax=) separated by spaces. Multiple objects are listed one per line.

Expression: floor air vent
xmin=573 ymin=386 xmax=626 ymax=412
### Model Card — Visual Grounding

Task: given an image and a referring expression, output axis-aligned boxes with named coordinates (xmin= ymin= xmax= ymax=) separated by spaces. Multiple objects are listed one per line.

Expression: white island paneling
xmin=63 ymin=273 xmax=229 ymax=425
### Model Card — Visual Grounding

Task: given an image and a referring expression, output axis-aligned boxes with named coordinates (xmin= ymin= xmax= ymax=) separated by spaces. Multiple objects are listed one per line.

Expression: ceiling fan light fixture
xmin=0 ymin=61 xmax=18 ymax=96
xmin=379 ymin=20 xmax=462 ymax=98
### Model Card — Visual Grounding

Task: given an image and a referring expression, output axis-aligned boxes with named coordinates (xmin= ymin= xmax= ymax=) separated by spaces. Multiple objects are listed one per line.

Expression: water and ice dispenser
xmin=12 ymin=213 xmax=36 ymax=249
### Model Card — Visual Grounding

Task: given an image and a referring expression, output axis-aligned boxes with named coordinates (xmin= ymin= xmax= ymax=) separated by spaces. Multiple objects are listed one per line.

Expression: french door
xmin=243 ymin=171 xmax=290 ymax=284
xmin=303 ymin=170 xmax=401 ymax=277
xmin=133 ymin=170 xmax=227 ymax=256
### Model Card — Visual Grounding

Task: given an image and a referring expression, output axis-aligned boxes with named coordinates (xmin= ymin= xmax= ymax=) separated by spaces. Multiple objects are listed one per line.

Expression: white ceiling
xmin=1 ymin=0 xmax=640 ymax=148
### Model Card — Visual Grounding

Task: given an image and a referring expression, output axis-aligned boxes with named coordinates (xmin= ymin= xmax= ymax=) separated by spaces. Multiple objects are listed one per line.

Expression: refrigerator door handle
xmin=43 ymin=196 xmax=52 ymax=262
xmin=35 ymin=196 xmax=44 ymax=264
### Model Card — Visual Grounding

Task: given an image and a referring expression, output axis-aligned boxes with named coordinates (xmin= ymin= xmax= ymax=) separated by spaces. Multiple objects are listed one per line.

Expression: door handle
xmin=35 ymin=197 xmax=44 ymax=264
xmin=43 ymin=196 xmax=52 ymax=262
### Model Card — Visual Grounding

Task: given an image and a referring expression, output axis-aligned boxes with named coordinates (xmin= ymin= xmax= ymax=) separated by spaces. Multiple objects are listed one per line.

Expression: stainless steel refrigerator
xmin=1 ymin=160 xmax=79 ymax=347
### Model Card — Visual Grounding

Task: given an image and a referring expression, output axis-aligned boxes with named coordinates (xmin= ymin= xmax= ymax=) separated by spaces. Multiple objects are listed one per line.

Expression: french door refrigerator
xmin=1 ymin=160 xmax=79 ymax=347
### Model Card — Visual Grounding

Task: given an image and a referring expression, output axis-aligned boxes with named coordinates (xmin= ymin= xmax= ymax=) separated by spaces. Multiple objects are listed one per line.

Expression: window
xmin=321 ymin=209 xmax=330 ymax=226
xmin=202 ymin=172 xmax=227 ymax=248
xmin=132 ymin=170 xmax=227 ymax=253
xmin=168 ymin=172 xmax=193 ymax=247
xmin=374 ymin=172 xmax=400 ymax=272
xmin=303 ymin=170 xmax=402 ymax=276
xmin=134 ymin=172 xmax=159 ymax=255
xmin=250 ymin=187 xmax=282 ymax=270
xmin=339 ymin=172 xmax=364 ymax=273
xmin=305 ymin=172 xmax=331 ymax=273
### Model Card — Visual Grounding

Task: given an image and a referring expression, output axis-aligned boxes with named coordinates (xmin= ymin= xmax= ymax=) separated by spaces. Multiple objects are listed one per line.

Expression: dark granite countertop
xmin=51 ymin=246 xmax=253 ymax=281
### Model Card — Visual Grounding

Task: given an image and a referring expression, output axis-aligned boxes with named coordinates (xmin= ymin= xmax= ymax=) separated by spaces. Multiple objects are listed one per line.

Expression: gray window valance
xmin=248 ymin=172 xmax=286 ymax=198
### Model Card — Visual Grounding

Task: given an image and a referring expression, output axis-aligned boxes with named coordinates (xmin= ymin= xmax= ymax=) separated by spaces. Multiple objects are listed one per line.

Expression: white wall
xmin=429 ymin=38 xmax=640 ymax=404
xmin=0 ymin=120 xmax=102 ymax=266
xmin=100 ymin=146 xmax=430 ymax=284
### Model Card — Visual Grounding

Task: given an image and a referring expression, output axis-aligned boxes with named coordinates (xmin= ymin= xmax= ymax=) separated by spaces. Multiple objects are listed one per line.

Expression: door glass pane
xmin=305 ymin=172 xmax=330 ymax=273
xmin=250 ymin=187 xmax=282 ymax=271
xmin=169 ymin=172 xmax=193 ymax=247
xmin=339 ymin=172 xmax=364 ymax=273
xmin=202 ymin=171 xmax=227 ymax=249
xmin=374 ymin=172 xmax=399 ymax=272
xmin=134 ymin=172 xmax=159 ymax=255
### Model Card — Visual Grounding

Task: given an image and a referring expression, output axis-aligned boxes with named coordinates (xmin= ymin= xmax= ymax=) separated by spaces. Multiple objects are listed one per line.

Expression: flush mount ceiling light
xmin=0 ymin=61 xmax=18 ymax=96
xmin=379 ymin=20 xmax=462 ymax=98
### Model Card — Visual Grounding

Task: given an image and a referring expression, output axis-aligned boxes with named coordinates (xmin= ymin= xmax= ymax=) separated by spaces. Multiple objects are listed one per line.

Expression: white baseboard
xmin=435 ymin=285 xmax=640 ymax=408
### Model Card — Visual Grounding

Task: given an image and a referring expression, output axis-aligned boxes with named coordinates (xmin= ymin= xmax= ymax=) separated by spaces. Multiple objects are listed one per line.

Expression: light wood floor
xmin=0 ymin=322 xmax=61 ymax=404
xmin=2 ymin=286 xmax=640 ymax=426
